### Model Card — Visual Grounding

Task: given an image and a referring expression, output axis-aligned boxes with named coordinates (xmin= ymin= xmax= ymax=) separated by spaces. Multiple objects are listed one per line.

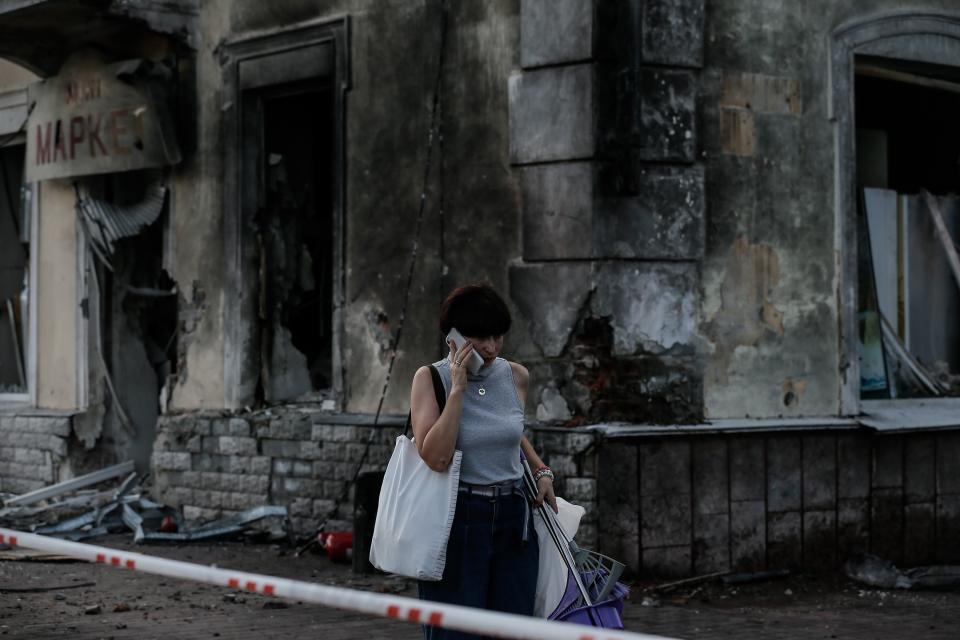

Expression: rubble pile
xmin=0 ymin=461 xmax=289 ymax=544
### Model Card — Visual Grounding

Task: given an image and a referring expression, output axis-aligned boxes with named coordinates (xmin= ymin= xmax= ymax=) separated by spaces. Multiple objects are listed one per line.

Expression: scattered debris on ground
xmin=0 ymin=461 xmax=289 ymax=546
xmin=844 ymin=554 xmax=960 ymax=590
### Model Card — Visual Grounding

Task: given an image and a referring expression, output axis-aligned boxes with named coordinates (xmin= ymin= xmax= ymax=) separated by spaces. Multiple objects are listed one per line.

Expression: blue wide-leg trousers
xmin=418 ymin=492 xmax=539 ymax=640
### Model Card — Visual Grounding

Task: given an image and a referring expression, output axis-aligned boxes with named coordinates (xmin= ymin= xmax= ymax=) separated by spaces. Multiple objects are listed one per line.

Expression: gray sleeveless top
xmin=433 ymin=357 xmax=525 ymax=485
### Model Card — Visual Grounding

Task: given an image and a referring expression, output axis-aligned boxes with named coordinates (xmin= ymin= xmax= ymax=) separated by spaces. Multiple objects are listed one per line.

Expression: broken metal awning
xmin=0 ymin=1 xmax=197 ymax=77
xmin=76 ymin=181 xmax=167 ymax=257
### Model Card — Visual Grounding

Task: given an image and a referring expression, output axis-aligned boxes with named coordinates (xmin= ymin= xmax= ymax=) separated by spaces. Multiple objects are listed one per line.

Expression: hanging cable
xmin=301 ymin=0 xmax=449 ymax=545
xmin=437 ymin=49 xmax=447 ymax=350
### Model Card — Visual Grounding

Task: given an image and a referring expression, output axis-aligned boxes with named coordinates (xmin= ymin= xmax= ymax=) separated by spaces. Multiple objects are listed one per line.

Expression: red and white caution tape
xmin=0 ymin=527 xmax=676 ymax=640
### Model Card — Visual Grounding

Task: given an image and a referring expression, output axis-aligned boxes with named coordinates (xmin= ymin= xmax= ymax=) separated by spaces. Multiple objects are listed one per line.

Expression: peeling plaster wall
xmin=700 ymin=0 xmax=960 ymax=419
xmin=160 ymin=0 xmax=960 ymax=422
xmin=38 ymin=0 xmax=511 ymax=421
xmin=165 ymin=0 xmax=522 ymax=414
xmin=165 ymin=2 xmax=228 ymax=410
xmin=508 ymin=0 xmax=706 ymax=426
xmin=341 ymin=0 xmax=522 ymax=413
xmin=700 ymin=1 xmax=837 ymax=419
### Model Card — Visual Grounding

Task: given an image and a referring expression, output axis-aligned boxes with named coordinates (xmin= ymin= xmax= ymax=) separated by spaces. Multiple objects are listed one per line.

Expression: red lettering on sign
xmin=407 ymin=608 xmax=421 ymax=623
xmin=386 ymin=605 xmax=400 ymax=619
xmin=110 ymin=108 xmax=131 ymax=155
xmin=69 ymin=116 xmax=84 ymax=160
xmin=427 ymin=612 xmax=442 ymax=626
xmin=53 ymin=121 xmax=67 ymax=163
xmin=87 ymin=114 xmax=108 ymax=158
xmin=36 ymin=123 xmax=52 ymax=165
xmin=228 ymin=578 xmax=239 ymax=588
xmin=66 ymin=78 xmax=101 ymax=107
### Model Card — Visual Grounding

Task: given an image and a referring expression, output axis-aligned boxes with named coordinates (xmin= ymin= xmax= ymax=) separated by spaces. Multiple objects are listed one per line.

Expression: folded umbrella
xmin=522 ymin=460 xmax=630 ymax=629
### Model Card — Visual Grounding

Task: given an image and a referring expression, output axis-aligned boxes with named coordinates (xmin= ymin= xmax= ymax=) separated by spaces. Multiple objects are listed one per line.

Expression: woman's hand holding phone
xmin=446 ymin=328 xmax=484 ymax=374
xmin=447 ymin=338 xmax=475 ymax=394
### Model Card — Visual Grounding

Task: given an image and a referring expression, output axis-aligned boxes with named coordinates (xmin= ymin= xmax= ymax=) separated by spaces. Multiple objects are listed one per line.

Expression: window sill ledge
xmin=859 ymin=398 xmax=960 ymax=432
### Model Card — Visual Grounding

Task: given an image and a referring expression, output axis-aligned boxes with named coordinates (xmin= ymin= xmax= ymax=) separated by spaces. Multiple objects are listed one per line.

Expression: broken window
xmin=248 ymin=83 xmax=335 ymax=404
xmin=855 ymin=56 xmax=960 ymax=398
xmin=77 ymin=168 xmax=177 ymax=464
xmin=0 ymin=143 xmax=28 ymax=397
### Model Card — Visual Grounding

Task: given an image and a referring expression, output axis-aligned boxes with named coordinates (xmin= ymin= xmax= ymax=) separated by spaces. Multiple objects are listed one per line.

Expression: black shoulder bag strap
xmin=404 ymin=364 xmax=447 ymax=436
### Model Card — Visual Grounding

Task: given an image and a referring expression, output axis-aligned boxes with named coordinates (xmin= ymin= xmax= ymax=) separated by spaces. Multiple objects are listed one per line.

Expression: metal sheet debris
xmin=3 ymin=461 xmax=135 ymax=508
xmin=845 ymin=554 xmax=960 ymax=590
xmin=0 ymin=461 xmax=287 ymax=546
xmin=77 ymin=181 xmax=168 ymax=257
xmin=135 ymin=505 xmax=288 ymax=543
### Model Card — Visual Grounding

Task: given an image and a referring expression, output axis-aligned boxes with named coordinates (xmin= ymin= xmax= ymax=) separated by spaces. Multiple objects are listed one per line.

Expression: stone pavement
xmin=1 ymin=536 xmax=958 ymax=639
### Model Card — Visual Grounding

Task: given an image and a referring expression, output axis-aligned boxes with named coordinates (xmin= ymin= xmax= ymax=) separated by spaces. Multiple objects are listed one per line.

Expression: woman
xmin=410 ymin=284 xmax=557 ymax=639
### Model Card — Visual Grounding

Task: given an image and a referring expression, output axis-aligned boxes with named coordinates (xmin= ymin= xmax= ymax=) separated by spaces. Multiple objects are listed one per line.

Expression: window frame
xmin=0 ymin=117 xmax=36 ymax=406
xmin=832 ymin=11 xmax=960 ymax=419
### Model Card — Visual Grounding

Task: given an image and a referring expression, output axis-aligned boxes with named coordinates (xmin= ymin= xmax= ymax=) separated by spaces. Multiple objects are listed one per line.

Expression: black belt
xmin=458 ymin=480 xmax=524 ymax=498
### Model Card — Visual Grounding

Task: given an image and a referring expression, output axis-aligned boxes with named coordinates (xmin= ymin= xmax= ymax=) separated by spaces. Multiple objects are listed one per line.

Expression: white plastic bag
xmin=369 ymin=435 xmax=462 ymax=581
xmin=533 ymin=497 xmax=586 ymax=618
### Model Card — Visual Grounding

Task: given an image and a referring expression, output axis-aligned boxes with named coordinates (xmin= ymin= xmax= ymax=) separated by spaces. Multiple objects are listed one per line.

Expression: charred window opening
xmin=855 ymin=56 xmax=960 ymax=398
xmin=253 ymin=84 xmax=334 ymax=404
xmin=0 ymin=144 xmax=28 ymax=395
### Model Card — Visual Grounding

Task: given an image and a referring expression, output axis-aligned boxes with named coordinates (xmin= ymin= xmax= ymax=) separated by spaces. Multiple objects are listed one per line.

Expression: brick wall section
xmin=529 ymin=430 xmax=599 ymax=549
xmin=153 ymin=411 xmax=398 ymax=533
xmin=153 ymin=411 xmax=602 ymax=547
xmin=0 ymin=414 xmax=72 ymax=495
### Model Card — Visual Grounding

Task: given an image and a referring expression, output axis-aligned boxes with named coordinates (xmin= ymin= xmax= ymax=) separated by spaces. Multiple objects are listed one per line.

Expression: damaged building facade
xmin=1 ymin=0 xmax=960 ymax=577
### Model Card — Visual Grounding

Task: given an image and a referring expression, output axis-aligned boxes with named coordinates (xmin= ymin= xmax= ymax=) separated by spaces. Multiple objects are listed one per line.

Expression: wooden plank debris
xmin=922 ymin=190 xmax=960 ymax=296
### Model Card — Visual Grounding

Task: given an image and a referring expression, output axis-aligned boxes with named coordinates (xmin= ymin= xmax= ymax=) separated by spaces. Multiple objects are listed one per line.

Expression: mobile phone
xmin=446 ymin=328 xmax=484 ymax=374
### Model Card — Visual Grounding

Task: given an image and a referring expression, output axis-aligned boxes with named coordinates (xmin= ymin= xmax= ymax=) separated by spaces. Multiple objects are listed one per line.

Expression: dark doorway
xmin=252 ymin=84 xmax=335 ymax=404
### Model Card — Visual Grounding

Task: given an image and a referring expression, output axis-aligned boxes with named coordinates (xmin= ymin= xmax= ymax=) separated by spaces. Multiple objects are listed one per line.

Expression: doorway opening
xmin=250 ymin=84 xmax=335 ymax=405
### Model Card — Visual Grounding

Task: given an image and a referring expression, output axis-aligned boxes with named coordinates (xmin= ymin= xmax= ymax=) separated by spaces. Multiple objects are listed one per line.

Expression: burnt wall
xmin=508 ymin=0 xmax=707 ymax=426
xmin=165 ymin=0 xmax=522 ymax=414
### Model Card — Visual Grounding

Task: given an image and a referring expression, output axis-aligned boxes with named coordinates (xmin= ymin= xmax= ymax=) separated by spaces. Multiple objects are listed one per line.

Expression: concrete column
xmin=35 ymin=180 xmax=80 ymax=410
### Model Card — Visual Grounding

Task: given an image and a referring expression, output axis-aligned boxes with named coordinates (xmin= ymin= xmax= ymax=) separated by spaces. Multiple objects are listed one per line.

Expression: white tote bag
xmin=369 ymin=435 xmax=462 ymax=580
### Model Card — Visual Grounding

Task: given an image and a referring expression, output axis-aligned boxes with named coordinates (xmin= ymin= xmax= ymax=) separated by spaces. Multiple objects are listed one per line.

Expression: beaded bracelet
xmin=533 ymin=465 xmax=554 ymax=482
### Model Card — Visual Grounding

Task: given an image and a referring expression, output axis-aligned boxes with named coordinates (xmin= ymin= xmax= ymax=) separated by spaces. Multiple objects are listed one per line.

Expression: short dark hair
xmin=438 ymin=284 xmax=512 ymax=337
